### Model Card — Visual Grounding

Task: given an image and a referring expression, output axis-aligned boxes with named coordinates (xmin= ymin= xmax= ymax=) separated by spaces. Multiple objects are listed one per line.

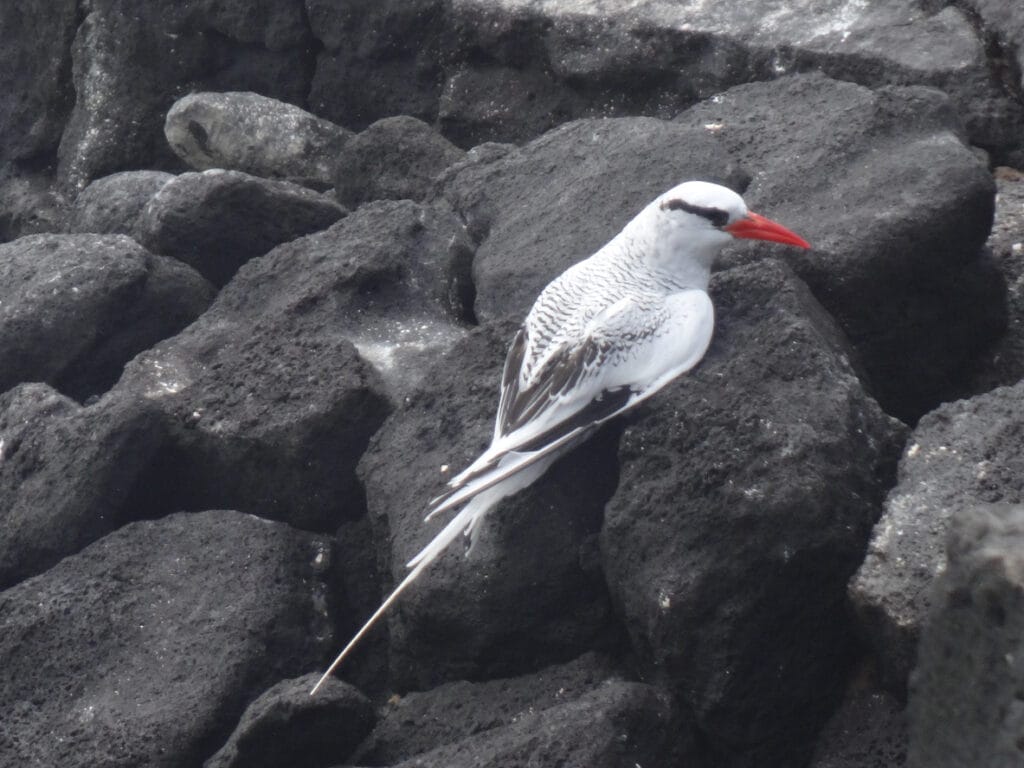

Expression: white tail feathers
xmin=310 ymin=453 xmax=560 ymax=696
xmin=310 ymin=500 xmax=480 ymax=696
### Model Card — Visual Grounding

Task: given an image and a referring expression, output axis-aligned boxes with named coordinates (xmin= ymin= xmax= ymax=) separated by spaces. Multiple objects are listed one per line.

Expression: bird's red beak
xmin=724 ymin=212 xmax=811 ymax=249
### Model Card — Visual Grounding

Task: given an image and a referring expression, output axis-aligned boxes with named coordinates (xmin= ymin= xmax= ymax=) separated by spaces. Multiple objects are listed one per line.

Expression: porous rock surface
xmin=1 ymin=2 xmax=1024 ymax=766
xmin=0 ymin=510 xmax=332 ymax=768
xmin=907 ymin=503 xmax=1024 ymax=768
xmin=850 ymin=381 xmax=1024 ymax=695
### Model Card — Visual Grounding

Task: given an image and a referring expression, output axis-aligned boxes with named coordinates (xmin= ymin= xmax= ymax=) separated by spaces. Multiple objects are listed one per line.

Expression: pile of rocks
xmin=2 ymin=2 xmax=1024 ymax=766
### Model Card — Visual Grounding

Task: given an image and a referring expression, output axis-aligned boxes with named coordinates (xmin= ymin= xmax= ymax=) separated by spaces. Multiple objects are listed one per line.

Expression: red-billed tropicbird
xmin=311 ymin=180 xmax=809 ymax=694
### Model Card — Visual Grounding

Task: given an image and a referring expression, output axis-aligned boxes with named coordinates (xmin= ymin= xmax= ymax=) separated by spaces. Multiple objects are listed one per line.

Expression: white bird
xmin=311 ymin=180 xmax=809 ymax=694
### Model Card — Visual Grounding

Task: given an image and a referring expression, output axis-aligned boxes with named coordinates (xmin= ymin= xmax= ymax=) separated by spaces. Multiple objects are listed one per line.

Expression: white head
xmin=632 ymin=180 xmax=809 ymax=286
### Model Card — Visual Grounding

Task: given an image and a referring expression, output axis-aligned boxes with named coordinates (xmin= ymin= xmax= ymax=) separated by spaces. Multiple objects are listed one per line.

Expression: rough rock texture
xmin=0 ymin=510 xmax=333 ymax=768
xmin=969 ymin=169 xmax=1024 ymax=392
xmin=438 ymin=116 xmax=748 ymax=323
xmin=0 ymin=384 xmax=165 ymax=589
xmin=205 ymin=674 xmax=374 ymax=768
xmin=67 ymin=170 xmax=174 ymax=239
xmin=0 ymin=0 xmax=77 ymax=163
xmin=139 ymin=169 xmax=347 ymax=286
xmin=165 ymin=91 xmax=353 ymax=188
xmin=965 ymin=1 xmax=1024 ymax=110
xmin=678 ymin=74 xmax=1002 ymax=421
xmin=810 ymin=687 xmax=907 ymax=768
xmin=0 ymin=165 xmax=67 ymax=242
xmin=0 ymin=233 xmax=214 ymax=400
xmin=352 ymin=654 xmax=679 ymax=768
xmin=334 ymin=116 xmax=465 ymax=207
xmin=307 ymin=0 xmax=447 ymax=130
xmin=851 ymin=382 xmax=1024 ymax=696
xmin=111 ymin=200 xmax=475 ymax=530
xmin=602 ymin=260 xmax=907 ymax=766
xmin=907 ymin=503 xmax=1024 ymax=768
xmin=57 ymin=0 xmax=314 ymax=192
xmin=354 ymin=652 xmax=625 ymax=763
xmin=358 ymin=322 xmax=624 ymax=689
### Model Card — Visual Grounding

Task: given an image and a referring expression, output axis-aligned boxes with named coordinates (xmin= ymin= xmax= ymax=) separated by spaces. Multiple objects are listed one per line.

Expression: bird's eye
xmin=660 ymin=198 xmax=730 ymax=227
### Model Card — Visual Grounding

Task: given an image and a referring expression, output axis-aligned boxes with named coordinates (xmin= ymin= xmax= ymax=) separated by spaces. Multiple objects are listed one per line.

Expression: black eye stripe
xmin=660 ymin=198 xmax=730 ymax=227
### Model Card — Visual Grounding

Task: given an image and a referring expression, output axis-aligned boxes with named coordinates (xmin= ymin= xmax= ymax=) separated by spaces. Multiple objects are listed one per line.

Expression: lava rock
xmin=165 ymin=91 xmax=353 ymax=188
xmin=354 ymin=653 xmax=624 ymax=764
xmin=57 ymin=0 xmax=315 ymax=192
xmin=433 ymin=0 xmax=1020 ymax=153
xmin=963 ymin=0 xmax=1024 ymax=98
xmin=358 ymin=321 xmax=624 ymax=689
xmin=850 ymin=381 xmax=1024 ymax=696
xmin=968 ymin=169 xmax=1024 ymax=393
xmin=438 ymin=116 xmax=748 ymax=323
xmin=139 ymin=169 xmax=347 ymax=286
xmin=0 ymin=164 xmax=67 ymax=241
xmin=907 ymin=503 xmax=1024 ymax=768
xmin=809 ymin=687 xmax=907 ymax=768
xmin=0 ymin=510 xmax=333 ymax=768
xmin=0 ymin=384 xmax=165 ymax=589
xmin=601 ymin=259 xmax=907 ymax=766
xmin=205 ymin=674 xmax=374 ymax=768
xmin=352 ymin=654 xmax=678 ymax=768
xmin=0 ymin=233 xmax=214 ymax=400
xmin=334 ymin=116 xmax=465 ymax=207
xmin=307 ymin=0 xmax=446 ymax=130
xmin=68 ymin=170 xmax=175 ymax=239
xmin=111 ymin=200 xmax=475 ymax=529
xmin=678 ymin=73 xmax=1002 ymax=421
xmin=0 ymin=0 xmax=76 ymax=162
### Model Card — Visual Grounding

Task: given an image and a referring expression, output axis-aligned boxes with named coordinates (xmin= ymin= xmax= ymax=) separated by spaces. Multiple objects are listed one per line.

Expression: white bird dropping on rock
xmin=311 ymin=180 xmax=810 ymax=694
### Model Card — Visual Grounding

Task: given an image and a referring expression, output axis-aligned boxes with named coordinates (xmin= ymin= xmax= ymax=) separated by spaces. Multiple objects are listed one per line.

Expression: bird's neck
xmin=617 ymin=216 xmax=719 ymax=292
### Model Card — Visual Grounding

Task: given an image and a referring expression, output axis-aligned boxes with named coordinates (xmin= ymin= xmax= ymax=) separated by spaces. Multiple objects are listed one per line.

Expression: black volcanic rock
xmin=112 ymin=200 xmax=474 ymax=529
xmin=0 ymin=384 xmax=165 ymax=589
xmin=438 ymin=116 xmax=748 ymax=323
xmin=851 ymin=381 xmax=1024 ymax=696
xmin=68 ymin=170 xmax=175 ymax=239
xmin=809 ymin=687 xmax=907 ymax=768
xmin=57 ymin=0 xmax=314 ymax=192
xmin=0 ymin=233 xmax=214 ymax=400
xmin=0 ymin=510 xmax=333 ymax=768
xmin=353 ymin=654 xmax=678 ymax=768
xmin=139 ymin=169 xmax=346 ymax=286
xmin=205 ymin=674 xmax=374 ymax=768
xmin=678 ymin=73 xmax=1002 ymax=420
xmin=907 ymin=503 xmax=1024 ymax=768
xmin=334 ymin=116 xmax=465 ymax=207
xmin=0 ymin=0 xmax=76 ymax=163
xmin=358 ymin=322 xmax=624 ymax=689
xmin=602 ymin=259 xmax=906 ymax=766
xmin=165 ymin=92 xmax=353 ymax=188
xmin=307 ymin=0 xmax=446 ymax=130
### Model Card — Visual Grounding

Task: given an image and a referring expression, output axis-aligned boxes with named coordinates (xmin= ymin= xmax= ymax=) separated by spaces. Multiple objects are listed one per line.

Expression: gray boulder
xmin=165 ymin=91 xmax=353 ymax=188
xmin=0 ymin=0 xmax=76 ymax=163
xmin=809 ymin=688 xmax=907 ymax=768
xmin=0 ymin=384 xmax=164 ymax=589
xmin=0 ymin=233 xmax=214 ymax=400
xmin=438 ymin=116 xmax=747 ymax=323
xmin=602 ymin=259 xmax=907 ymax=765
xmin=851 ymin=382 xmax=1024 ymax=695
xmin=57 ymin=0 xmax=315 ymax=192
xmin=112 ymin=200 xmax=474 ymax=530
xmin=139 ymin=169 xmax=346 ymax=286
xmin=907 ymin=503 xmax=1024 ymax=768
xmin=0 ymin=510 xmax=333 ymax=768
xmin=353 ymin=654 xmax=678 ymax=768
xmin=205 ymin=674 xmax=374 ymax=768
xmin=358 ymin=321 xmax=623 ymax=689
xmin=67 ymin=170 xmax=174 ymax=239
xmin=678 ymin=73 xmax=1002 ymax=421
xmin=334 ymin=116 xmax=465 ymax=207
